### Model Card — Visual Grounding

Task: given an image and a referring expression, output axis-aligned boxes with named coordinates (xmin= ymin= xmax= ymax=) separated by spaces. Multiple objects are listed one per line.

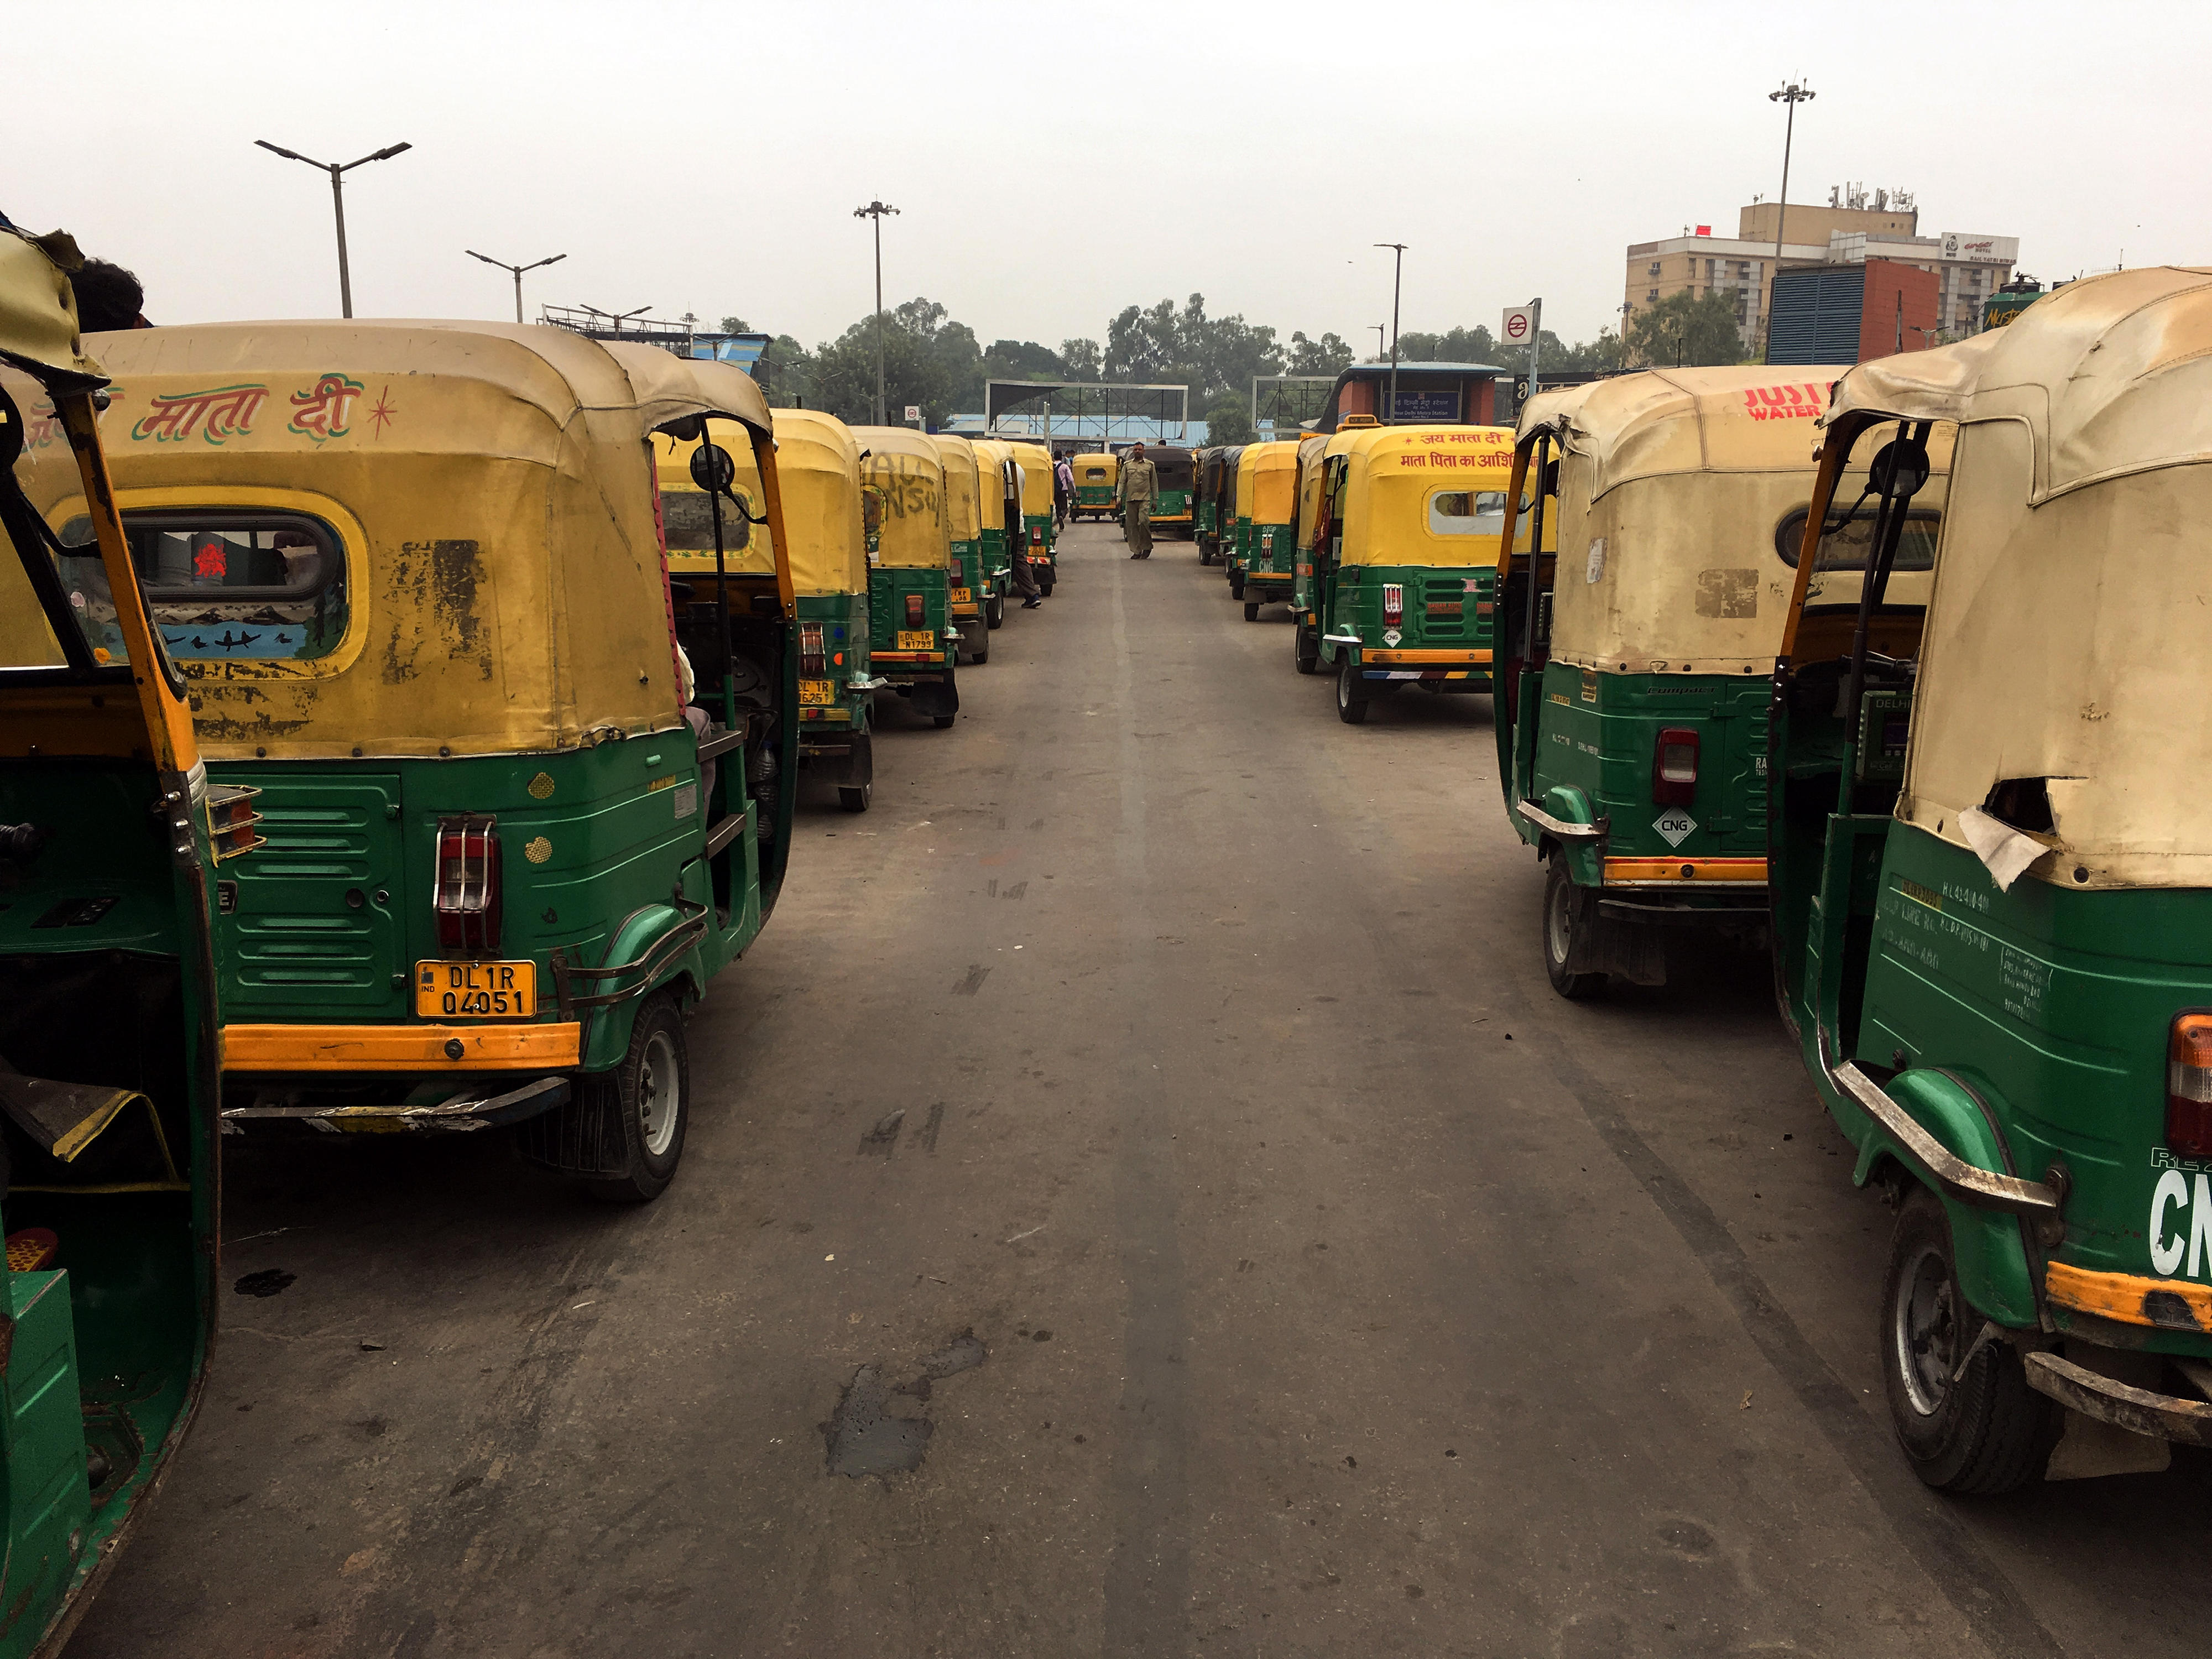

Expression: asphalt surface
xmin=75 ymin=518 xmax=2212 ymax=1658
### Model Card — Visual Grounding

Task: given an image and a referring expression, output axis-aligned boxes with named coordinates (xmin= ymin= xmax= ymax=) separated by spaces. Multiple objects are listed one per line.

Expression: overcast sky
xmin=12 ymin=1 xmax=2205 ymax=357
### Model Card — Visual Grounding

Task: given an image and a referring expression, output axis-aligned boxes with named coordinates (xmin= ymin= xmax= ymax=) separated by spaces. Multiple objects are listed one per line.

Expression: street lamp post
xmin=1375 ymin=244 xmax=1407 ymax=423
xmin=1766 ymin=81 xmax=1815 ymax=346
xmin=853 ymin=200 xmax=900 ymax=426
xmin=1371 ymin=324 xmax=1386 ymax=362
xmin=466 ymin=249 xmax=566 ymax=325
xmin=255 ymin=139 xmax=413 ymax=318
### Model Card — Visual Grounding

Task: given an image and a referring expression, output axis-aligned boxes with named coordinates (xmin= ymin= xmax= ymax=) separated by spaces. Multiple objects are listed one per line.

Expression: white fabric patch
xmin=1958 ymin=806 xmax=2046 ymax=892
xmin=1585 ymin=538 xmax=1606 ymax=583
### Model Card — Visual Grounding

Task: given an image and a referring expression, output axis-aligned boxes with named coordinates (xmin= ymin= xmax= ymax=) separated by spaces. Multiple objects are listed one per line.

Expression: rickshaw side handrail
xmin=1514 ymin=799 xmax=1604 ymax=842
xmin=1818 ymin=1030 xmax=2058 ymax=1217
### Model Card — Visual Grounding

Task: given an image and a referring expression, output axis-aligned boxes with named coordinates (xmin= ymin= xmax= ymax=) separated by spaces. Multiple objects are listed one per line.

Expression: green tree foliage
xmin=1060 ymin=338 xmax=1102 ymax=382
xmin=1103 ymin=294 xmax=1287 ymax=405
xmin=1623 ymin=290 xmax=1745 ymax=368
xmin=1285 ymin=331 xmax=1354 ymax=377
xmin=1203 ymin=392 xmax=1255 ymax=447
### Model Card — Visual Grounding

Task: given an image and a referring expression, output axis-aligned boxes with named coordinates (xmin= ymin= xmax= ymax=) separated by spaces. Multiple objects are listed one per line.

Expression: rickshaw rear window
xmin=60 ymin=509 xmax=349 ymax=661
xmin=1430 ymin=491 xmax=1508 ymax=536
xmin=659 ymin=486 xmax=757 ymax=552
xmin=1774 ymin=505 xmax=1940 ymax=571
xmin=1084 ymin=467 xmax=1105 ymax=481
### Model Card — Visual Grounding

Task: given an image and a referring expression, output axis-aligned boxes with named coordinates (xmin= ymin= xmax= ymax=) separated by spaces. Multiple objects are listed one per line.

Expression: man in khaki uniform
xmin=1117 ymin=441 xmax=1159 ymax=559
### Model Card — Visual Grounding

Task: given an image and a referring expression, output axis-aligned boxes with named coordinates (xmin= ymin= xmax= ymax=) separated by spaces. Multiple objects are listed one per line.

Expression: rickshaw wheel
xmin=987 ymin=595 xmax=1005 ymax=630
xmin=1243 ymin=601 xmax=1260 ymax=623
xmin=968 ymin=622 xmax=990 ymax=665
xmin=839 ymin=783 xmax=872 ymax=812
xmin=1335 ymin=660 xmax=1369 ymax=725
xmin=1294 ymin=624 xmax=1319 ymax=675
xmin=1228 ymin=570 xmax=1245 ymax=600
xmin=586 ymin=992 xmax=690 ymax=1203
xmin=1880 ymin=1186 xmax=2059 ymax=1493
xmin=932 ymin=714 xmax=956 ymax=729
xmin=1039 ymin=571 xmax=1055 ymax=597
xmin=1542 ymin=855 xmax=1606 ymax=998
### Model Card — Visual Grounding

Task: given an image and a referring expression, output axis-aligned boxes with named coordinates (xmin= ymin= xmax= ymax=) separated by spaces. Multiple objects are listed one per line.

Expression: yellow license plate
xmin=949 ymin=587 xmax=973 ymax=604
xmin=800 ymin=677 xmax=836 ymax=705
xmin=897 ymin=629 xmax=935 ymax=650
xmin=415 ymin=959 xmax=537 ymax=1019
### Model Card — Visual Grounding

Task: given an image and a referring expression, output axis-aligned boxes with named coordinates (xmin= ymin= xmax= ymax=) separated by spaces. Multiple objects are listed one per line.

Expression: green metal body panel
xmin=1021 ymin=513 xmax=1056 ymax=569
xmin=946 ymin=534 xmax=991 ymax=630
xmin=1239 ymin=519 xmax=1297 ymax=593
xmin=1309 ymin=563 xmax=1495 ymax=691
xmin=868 ymin=566 xmax=956 ymax=677
xmin=975 ymin=528 xmax=1013 ymax=598
xmin=1152 ymin=488 xmax=1192 ymax=527
xmin=1196 ymin=499 xmax=1218 ymax=538
xmin=1231 ymin=515 xmax=1253 ymax=571
xmin=796 ymin=591 xmax=872 ymax=769
xmin=1075 ymin=485 xmax=1115 ymax=513
xmin=1507 ymin=665 xmax=1768 ymax=885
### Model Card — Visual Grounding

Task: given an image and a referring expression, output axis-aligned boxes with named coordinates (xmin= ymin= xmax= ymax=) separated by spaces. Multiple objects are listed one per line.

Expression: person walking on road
xmin=1053 ymin=453 xmax=1073 ymax=530
xmin=1117 ymin=441 xmax=1158 ymax=559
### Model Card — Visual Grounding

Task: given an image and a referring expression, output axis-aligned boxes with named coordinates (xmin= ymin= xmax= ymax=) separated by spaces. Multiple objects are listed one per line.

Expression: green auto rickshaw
xmin=969 ymin=436 xmax=1021 ymax=622
xmin=0 ymin=226 xmax=230 ymax=1653
xmin=1213 ymin=444 xmax=1247 ymax=577
xmin=61 ymin=322 xmax=801 ymax=1201
xmin=855 ymin=426 xmax=961 ymax=724
xmin=1192 ymin=446 xmax=1222 ymax=557
xmin=1004 ymin=436 xmax=1057 ymax=594
xmin=1295 ymin=424 xmax=1517 ymax=721
xmin=1072 ymin=450 xmax=1117 ymax=522
xmin=1771 ymin=268 xmax=2212 ymax=1490
xmin=1147 ymin=445 xmax=1195 ymax=539
xmin=930 ymin=434 xmax=993 ymax=667
xmin=658 ymin=406 xmax=879 ymax=812
xmin=1493 ymin=367 xmax=1922 ymax=997
xmin=1232 ymin=439 xmax=1301 ymax=620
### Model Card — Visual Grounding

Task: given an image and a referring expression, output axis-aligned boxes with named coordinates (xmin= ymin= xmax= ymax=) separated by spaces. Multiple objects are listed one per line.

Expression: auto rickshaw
xmin=854 ymin=425 xmax=961 ymax=723
xmin=658 ymin=407 xmax=878 ymax=812
xmin=1072 ymin=450 xmax=1117 ymax=522
xmin=1192 ymin=446 xmax=1221 ymax=557
xmin=1295 ymin=425 xmax=1518 ymax=721
xmin=1288 ymin=430 xmax=1347 ymax=651
xmin=56 ymin=321 xmax=801 ymax=1201
xmin=1768 ymin=268 xmax=2212 ymax=1490
xmin=930 ymin=434 xmax=992 ymax=668
xmin=0 ymin=227 xmax=228 ymax=1653
xmin=1146 ymin=445 xmax=1195 ymax=539
xmin=1213 ymin=444 xmax=1248 ymax=577
xmin=1232 ymin=440 xmax=1301 ymax=619
xmin=1004 ymin=436 xmax=1056 ymax=594
xmin=970 ymin=436 xmax=1021 ymax=618
xmin=1493 ymin=367 xmax=1918 ymax=997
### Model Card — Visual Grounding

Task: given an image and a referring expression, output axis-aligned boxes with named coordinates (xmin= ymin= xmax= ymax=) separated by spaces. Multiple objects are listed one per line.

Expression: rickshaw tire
xmin=1229 ymin=571 xmax=1245 ymax=599
xmin=1543 ymin=855 xmax=1606 ymax=998
xmin=1039 ymin=572 xmax=1055 ymax=597
xmin=1295 ymin=625 xmax=1319 ymax=675
xmin=1880 ymin=1186 xmax=2060 ymax=1493
xmin=1243 ymin=602 xmax=1260 ymax=622
xmin=839 ymin=784 xmax=872 ymax=812
xmin=987 ymin=595 xmax=1005 ymax=629
xmin=583 ymin=991 xmax=689 ymax=1204
xmin=1335 ymin=659 xmax=1369 ymax=725
xmin=932 ymin=713 xmax=957 ymax=729
xmin=969 ymin=625 xmax=990 ymax=665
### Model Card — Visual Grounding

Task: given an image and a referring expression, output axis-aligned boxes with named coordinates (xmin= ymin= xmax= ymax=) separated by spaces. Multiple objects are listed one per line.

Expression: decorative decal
xmin=1739 ymin=383 xmax=1830 ymax=422
xmin=367 ymin=385 xmax=398 ymax=438
xmin=524 ymin=836 xmax=552 ymax=865
xmin=1653 ymin=810 xmax=1697 ymax=848
xmin=132 ymin=383 xmax=268 ymax=445
xmin=527 ymin=771 xmax=556 ymax=800
xmin=287 ymin=372 xmax=364 ymax=442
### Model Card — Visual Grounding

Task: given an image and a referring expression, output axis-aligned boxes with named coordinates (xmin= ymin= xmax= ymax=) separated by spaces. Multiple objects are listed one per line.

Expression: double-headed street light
xmin=1375 ymin=243 xmax=1407 ymax=423
xmin=467 ymin=249 xmax=566 ymax=325
xmin=853 ymin=200 xmax=900 ymax=426
xmin=254 ymin=139 xmax=413 ymax=318
xmin=1767 ymin=81 xmax=1815 ymax=331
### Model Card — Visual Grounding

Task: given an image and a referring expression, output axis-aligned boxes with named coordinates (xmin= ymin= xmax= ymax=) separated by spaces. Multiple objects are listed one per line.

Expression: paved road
xmin=76 ymin=520 xmax=2212 ymax=1658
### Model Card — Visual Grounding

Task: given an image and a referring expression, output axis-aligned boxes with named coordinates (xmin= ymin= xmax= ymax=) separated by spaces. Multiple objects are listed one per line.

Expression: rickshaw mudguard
xmin=577 ymin=901 xmax=709 ymax=1073
xmin=1537 ymin=786 xmax=1604 ymax=886
xmin=1838 ymin=1066 xmax=2043 ymax=1329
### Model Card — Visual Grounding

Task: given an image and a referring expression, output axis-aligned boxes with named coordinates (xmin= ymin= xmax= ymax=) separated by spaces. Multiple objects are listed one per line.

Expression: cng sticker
xmin=1653 ymin=810 xmax=1697 ymax=848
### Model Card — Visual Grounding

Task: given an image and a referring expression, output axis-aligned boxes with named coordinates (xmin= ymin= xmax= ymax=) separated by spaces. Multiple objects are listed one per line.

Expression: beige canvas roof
xmin=0 ymin=229 xmax=102 ymax=391
xmin=1519 ymin=366 xmax=1945 ymax=675
xmin=602 ymin=341 xmax=772 ymax=437
xmin=1824 ymin=265 xmax=2212 ymax=889
xmin=928 ymin=434 xmax=982 ymax=541
xmin=852 ymin=425 xmax=948 ymax=569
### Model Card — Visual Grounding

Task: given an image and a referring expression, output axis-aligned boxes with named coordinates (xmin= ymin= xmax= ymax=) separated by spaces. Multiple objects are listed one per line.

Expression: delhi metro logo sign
xmin=1501 ymin=306 xmax=1535 ymax=345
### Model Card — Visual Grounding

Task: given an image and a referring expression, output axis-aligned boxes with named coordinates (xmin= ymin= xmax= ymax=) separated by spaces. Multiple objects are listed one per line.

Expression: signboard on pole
xmin=903 ymin=405 xmax=921 ymax=421
xmin=1500 ymin=306 xmax=1536 ymax=348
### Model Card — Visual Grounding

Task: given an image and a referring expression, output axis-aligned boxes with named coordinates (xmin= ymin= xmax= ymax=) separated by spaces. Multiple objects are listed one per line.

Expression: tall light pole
xmin=1371 ymin=325 xmax=1386 ymax=361
xmin=466 ymin=250 xmax=565 ymax=325
xmin=1375 ymin=244 xmax=1407 ymax=423
xmin=255 ymin=139 xmax=413 ymax=319
xmin=853 ymin=200 xmax=900 ymax=426
xmin=1767 ymin=81 xmax=1814 ymax=346
xmin=582 ymin=305 xmax=653 ymax=333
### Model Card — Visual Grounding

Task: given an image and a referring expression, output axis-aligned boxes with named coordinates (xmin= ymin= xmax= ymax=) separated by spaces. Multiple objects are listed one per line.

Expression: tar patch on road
xmin=823 ymin=1331 xmax=989 ymax=1478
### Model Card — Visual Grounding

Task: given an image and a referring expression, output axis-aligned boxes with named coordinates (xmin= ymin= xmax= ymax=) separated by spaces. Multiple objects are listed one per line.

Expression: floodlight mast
xmin=853 ymin=201 xmax=900 ymax=426
xmin=466 ymin=249 xmax=566 ymax=325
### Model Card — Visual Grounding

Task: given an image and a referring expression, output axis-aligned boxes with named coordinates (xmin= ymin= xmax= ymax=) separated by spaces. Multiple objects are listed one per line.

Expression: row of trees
xmin=726 ymin=289 xmax=1748 ymax=435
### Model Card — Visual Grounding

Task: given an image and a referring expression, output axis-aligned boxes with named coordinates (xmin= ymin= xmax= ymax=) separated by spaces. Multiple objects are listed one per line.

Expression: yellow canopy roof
xmin=1002 ymin=438 xmax=1054 ymax=516
xmin=968 ymin=437 xmax=1010 ymax=531
xmin=1240 ymin=439 xmax=1301 ymax=523
xmin=928 ymin=434 xmax=983 ymax=540
xmin=1339 ymin=425 xmax=1517 ymax=568
xmin=1824 ymin=266 xmax=2212 ymax=889
xmin=602 ymin=341 xmax=773 ymax=439
xmin=60 ymin=320 xmax=715 ymax=758
xmin=852 ymin=425 xmax=948 ymax=568
xmin=0 ymin=229 xmax=102 ymax=392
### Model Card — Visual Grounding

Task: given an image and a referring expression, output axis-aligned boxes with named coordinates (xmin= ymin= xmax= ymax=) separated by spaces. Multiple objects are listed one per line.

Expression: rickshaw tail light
xmin=905 ymin=593 xmax=926 ymax=628
xmin=800 ymin=623 xmax=826 ymax=676
xmin=434 ymin=815 xmax=502 ymax=958
xmin=1653 ymin=728 xmax=1700 ymax=807
xmin=1381 ymin=584 xmax=1404 ymax=625
xmin=1030 ymin=526 xmax=1043 ymax=546
xmin=950 ymin=559 xmax=964 ymax=586
xmin=2166 ymin=1014 xmax=2212 ymax=1156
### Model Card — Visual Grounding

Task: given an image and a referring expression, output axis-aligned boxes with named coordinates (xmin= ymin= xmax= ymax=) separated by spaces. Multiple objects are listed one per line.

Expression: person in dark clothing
xmin=72 ymin=259 xmax=150 ymax=331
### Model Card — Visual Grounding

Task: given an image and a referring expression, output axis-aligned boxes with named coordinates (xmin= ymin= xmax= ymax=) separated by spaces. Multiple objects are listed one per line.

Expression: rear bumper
xmin=1603 ymin=857 xmax=1768 ymax=888
xmin=223 ymin=1075 xmax=571 ymax=1135
xmin=2024 ymin=1351 xmax=2212 ymax=1448
xmin=223 ymin=1021 xmax=582 ymax=1072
